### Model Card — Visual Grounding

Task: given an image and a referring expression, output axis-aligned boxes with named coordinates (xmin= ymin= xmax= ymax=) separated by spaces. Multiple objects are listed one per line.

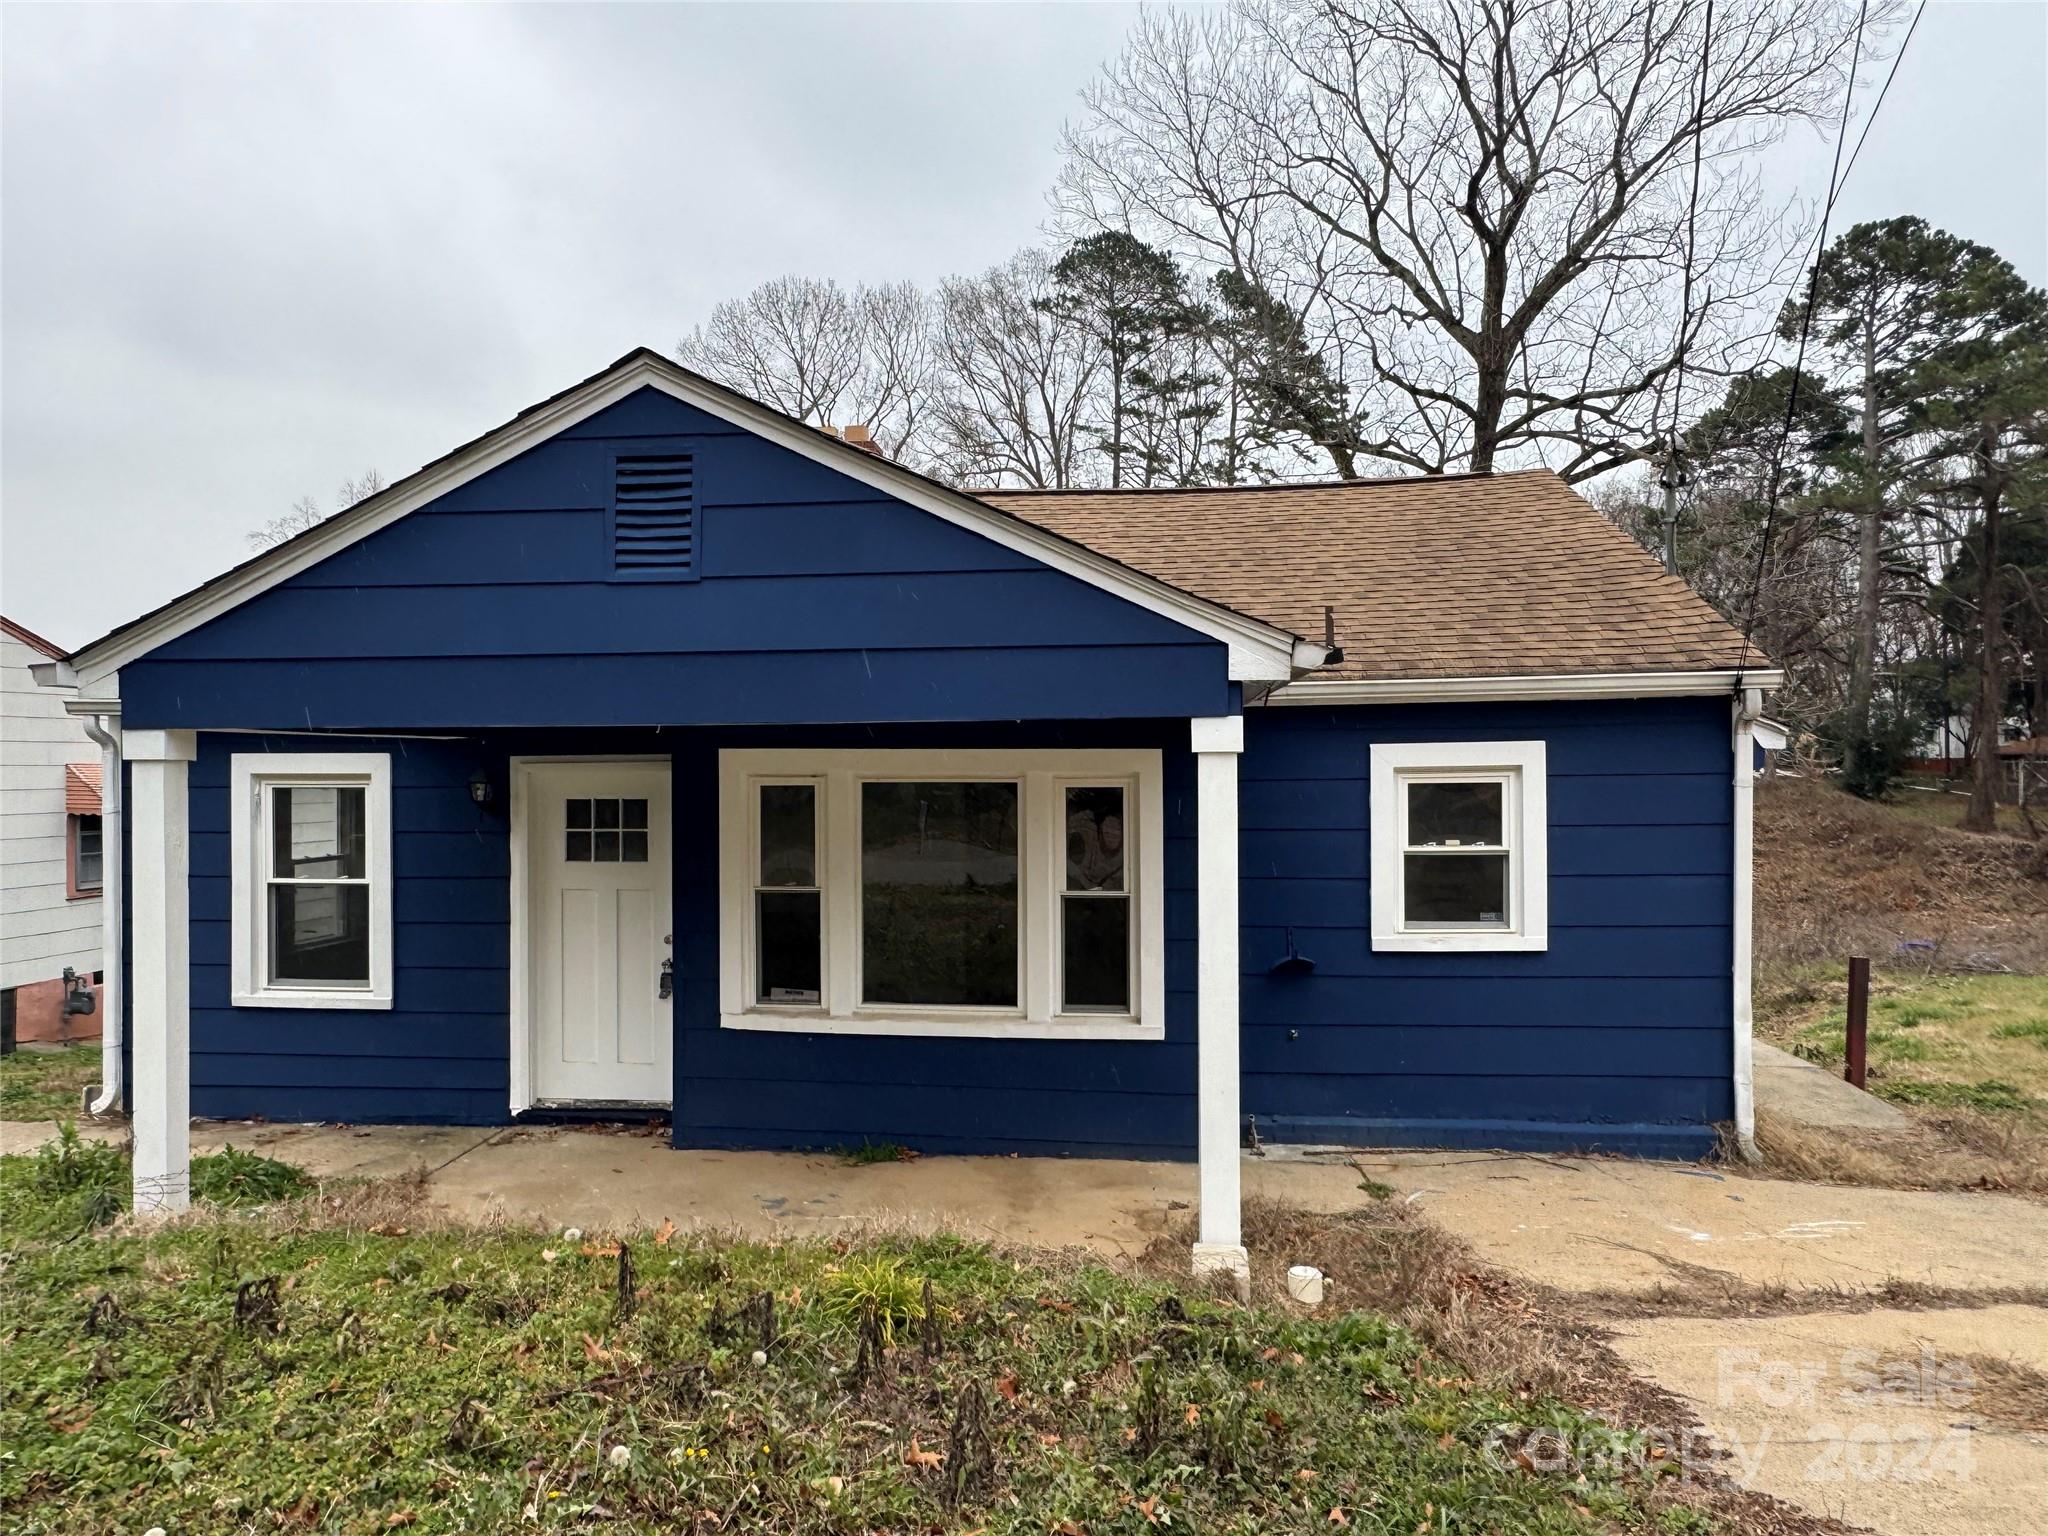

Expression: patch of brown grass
xmin=1755 ymin=778 xmax=2048 ymax=977
xmin=1946 ymin=1352 xmax=2048 ymax=1434
xmin=1143 ymin=1200 xmax=1867 ymax=1536
xmin=1734 ymin=1107 xmax=2048 ymax=1199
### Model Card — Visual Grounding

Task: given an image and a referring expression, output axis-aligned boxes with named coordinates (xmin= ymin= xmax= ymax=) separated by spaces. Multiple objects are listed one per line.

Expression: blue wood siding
xmin=183 ymin=733 xmax=510 ymax=1124
xmin=1237 ymin=697 xmax=1734 ymax=1156
xmin=121 ymin=388 xmax=1231 ymax=730
xmin=173 ymin=722 xmax=1200 ymax=1150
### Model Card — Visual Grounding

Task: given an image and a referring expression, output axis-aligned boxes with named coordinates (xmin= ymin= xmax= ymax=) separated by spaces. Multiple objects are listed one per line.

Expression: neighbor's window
xmin=230 ymin=753 xmax=393 ymax=1008
xmin=68 ymin=814 xmax=104 ymax=896
xmin=718 ymin=750 xmax=1162 ymax=1038
xmin=1370 ymin=741 xmax=1547 ymax=953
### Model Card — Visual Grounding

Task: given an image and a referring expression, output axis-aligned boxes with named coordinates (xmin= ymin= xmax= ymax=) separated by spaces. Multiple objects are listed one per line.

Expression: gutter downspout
xmin=79 ymin=714 xmax=123 ymax=1117
xmin=1730 ymin=687 xmax=1762 ymax=1161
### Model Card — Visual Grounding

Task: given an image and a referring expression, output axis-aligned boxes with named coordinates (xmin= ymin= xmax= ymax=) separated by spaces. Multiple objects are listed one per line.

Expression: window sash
xmin=260 ymin=781 xmax=374 ymax=990
xmin=1396 ymin=771 xmax=1517 ymax=932
xmin=856 ymin=776 xmax=1023 ymax=1014
xmin=752 ymin=780 xmax=823 ymax=1007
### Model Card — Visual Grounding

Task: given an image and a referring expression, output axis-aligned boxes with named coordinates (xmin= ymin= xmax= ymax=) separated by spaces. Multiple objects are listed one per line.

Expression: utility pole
xmin=1657 ymin=438 xmax=1690 ymax=575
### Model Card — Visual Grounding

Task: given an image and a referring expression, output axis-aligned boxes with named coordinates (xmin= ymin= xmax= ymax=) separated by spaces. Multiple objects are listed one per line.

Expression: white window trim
xmin=230 ymin=752 xmax=393 ymax=1009
xmin=1369 ymin=740 xmax=1547 ymax=953
xmin=717 ymin=747 xmax=1164 ymax=1040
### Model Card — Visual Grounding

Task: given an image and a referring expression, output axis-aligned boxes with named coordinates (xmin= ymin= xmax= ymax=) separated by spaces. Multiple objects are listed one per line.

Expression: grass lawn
xmin=1881 ymin=782 xmax=2029 ymax=837
xmin=1 ymin=1134 xmax=1712 ymax=1536
xmin=1764 ymin=969 xmax=2048 ymax=1111
xmin=0 ymin=1043 xmax=100 ymax=1121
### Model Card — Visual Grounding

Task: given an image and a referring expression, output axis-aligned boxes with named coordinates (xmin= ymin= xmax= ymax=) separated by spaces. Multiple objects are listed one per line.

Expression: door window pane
xmin=1065 ymin=786 xmax=1125 ymax=891
xmin=1406 ymin=781 xmax=1503 ymax=847
xmin=1403 ymin=852 xmax=1509 ymax=927
xmin=1062 ymin=894 xmax=1130 ymax=1011
xmin=759 ymin=785 xmax=816 ymax=886
xmin=567 ymin=798 xmax=650 ymax=862
xmin=269 ymin=883 xmax=371 ymax=984
xmin=861 ymin=781 xmax=1018 ymax=1007
xmin=273 ymin=786 xmax=366 ymax=878
xmin=758 ymin=891 xmax=822 ymax=1002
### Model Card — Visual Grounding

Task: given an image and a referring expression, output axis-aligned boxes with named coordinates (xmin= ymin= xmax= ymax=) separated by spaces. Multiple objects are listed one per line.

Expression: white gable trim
xmin=65 ymin=354 xmax=1308 ymax=688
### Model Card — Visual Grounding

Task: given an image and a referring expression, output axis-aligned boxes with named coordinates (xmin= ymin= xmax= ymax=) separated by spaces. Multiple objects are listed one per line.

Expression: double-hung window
xmin=1369 ymin=741 xmax=1547 ymax=952
xmin=719 ymin=749 xmax=1162 ymax=1038
xmin=231 ymin=753 xmax=393 ymax=1008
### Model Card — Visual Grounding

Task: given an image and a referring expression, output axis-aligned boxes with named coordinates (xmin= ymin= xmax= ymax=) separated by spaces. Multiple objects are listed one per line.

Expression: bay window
xmin=230 ymin=752 xmax=393 ymax=1008
xmin=718 ymin=749 xmax=1163 ymax=1038
xmin=1369 ymin=740 xmax=1547 ymax=952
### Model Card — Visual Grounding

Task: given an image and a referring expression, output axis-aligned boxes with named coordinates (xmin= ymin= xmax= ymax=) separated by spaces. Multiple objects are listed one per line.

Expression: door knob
xmin=658 ymin=956 xmax=675 ymax=1000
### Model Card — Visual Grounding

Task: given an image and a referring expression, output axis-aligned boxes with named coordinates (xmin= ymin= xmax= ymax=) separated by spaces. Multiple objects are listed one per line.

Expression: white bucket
xmin=1285 ymin=1264 xmax=1325 ymax=1305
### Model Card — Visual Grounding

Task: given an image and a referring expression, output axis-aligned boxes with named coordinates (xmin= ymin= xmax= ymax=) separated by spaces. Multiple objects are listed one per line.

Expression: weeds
xmin=0 ymin=1127 xmax=316 ymax=1241
xmin=820 ymin=1250 xmax=927 ymax=1346
xmin=1 ymin=1157 xmax=1691 ymax=1536
xmin=0 ymin=1044 xmax=100 ymax=1121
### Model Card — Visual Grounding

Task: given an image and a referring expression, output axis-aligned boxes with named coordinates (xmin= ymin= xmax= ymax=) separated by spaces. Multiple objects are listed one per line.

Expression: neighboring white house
xmin=2 ymin=616 xmax=103 ymax=1043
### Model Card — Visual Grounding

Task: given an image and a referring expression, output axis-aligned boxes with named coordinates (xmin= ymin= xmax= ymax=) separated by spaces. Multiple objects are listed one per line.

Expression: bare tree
xmin=929 ymin=249 xmax=1101 ymax=488
xmin=249 ymin=469 xmax=385 ymax=550
xmin=677 ymin=276 xmax=938 ymax=464
xmin=1058 ymin=0 xmax=1891 ymax=481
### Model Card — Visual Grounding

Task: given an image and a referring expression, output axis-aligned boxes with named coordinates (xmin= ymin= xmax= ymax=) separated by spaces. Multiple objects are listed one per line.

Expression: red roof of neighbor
xmin=1 ymin=615 xmax=68 ymax=660
xmin=978 ymin=469 xmax=1757 ymax=682
xmin=65 ymin=762 xmax=102 ymax=816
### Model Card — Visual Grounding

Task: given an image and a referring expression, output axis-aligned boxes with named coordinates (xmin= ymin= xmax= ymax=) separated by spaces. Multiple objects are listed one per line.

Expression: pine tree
xmin=1783 ymin=219 xmax=2013 ymax=794
xmin=1903 ymin=253 xmax=2048 ymax=830
xmin=1209 ymin=272 xmax=1365 ymax=480
xmin=1037 ymin=233 xmax=1197 ymax=487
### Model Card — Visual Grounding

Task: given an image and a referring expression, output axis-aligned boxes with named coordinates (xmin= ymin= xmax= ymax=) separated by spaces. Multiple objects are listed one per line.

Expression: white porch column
xmin=123 ymin=728 xmax=196 ymax=1213
xmin=1189 ymin=715 xmax=1248 ymax=1292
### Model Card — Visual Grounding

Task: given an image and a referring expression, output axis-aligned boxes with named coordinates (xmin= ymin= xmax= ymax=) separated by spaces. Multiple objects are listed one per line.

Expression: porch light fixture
xmin=469 ymin=771 xmax=495 ymax=808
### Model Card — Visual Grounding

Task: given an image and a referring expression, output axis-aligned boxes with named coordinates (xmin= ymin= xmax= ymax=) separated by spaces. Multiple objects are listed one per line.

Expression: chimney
xmin=841 ymin=424 xmax=882 ymax=457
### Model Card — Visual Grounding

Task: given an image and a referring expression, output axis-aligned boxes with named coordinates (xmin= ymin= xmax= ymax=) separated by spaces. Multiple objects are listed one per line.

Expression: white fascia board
xmin=1262 ymin=668 xmax=1786 ymax=706
xmin=67 ymin=357 xmax=1302 ymax=687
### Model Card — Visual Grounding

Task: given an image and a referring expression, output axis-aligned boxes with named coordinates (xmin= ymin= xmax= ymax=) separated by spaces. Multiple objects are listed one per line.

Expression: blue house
xmin=40 ymin=350 xmax=1779 ymax=1281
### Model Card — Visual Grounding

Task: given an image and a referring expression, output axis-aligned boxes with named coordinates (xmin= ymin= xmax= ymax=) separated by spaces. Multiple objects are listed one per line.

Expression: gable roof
xmin=979 ymin=471 xmax=1769 ymax=689
xmin=56 ymin=350 xmax=1314 ymax=691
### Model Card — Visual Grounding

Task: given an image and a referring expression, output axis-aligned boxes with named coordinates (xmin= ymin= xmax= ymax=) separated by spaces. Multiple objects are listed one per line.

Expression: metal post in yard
xmin=1845 ymin=956 xmax=1870 ymax=1089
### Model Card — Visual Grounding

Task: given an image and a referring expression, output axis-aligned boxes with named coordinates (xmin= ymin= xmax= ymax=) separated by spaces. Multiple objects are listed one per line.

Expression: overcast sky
xmin=3 ymin=1 xmax=2043 ymax=650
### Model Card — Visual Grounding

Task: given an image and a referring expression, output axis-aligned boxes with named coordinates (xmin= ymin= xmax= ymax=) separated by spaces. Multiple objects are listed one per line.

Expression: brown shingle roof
xmin=976 ymin=469 xmax=1755 ymax=682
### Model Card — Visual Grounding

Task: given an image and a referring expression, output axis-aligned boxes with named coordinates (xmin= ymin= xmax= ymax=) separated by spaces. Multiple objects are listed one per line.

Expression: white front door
xmin=525 ymin=760 xmax=673 ymax=1105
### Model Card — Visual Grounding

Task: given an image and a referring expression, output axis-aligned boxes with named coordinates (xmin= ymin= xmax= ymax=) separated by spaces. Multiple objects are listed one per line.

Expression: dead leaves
xmin=903 ymin=1434 xmax=945 ymax=1471
xmin=45 ymin=1402 xmax=94 ymax=1434
xmin=994 ymin=1373 xmax=1020 ymax=1402
xmin=653 ymin=1218 xmax=677 ymax=1246
xmin=580 ymin=1333 xmax=613 ymax=1363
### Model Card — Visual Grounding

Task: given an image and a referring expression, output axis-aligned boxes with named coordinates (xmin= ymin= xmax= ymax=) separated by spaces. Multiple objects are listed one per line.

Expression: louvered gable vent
xmin=611 ymin=454 xmax=696 ymax=578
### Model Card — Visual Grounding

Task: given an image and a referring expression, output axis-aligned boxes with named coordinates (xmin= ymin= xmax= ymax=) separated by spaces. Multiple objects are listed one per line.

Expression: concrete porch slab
xmin=1753 ymin=1040 xmax=1911 ymax=1132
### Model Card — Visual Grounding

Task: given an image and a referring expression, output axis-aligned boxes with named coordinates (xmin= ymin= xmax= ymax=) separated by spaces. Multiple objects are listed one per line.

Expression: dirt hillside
xmin=1754 ymin=778 xmax=2048 ymax=975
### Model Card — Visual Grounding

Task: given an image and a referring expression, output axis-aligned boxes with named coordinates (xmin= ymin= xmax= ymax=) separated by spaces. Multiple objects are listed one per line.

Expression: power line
xmin=1659 ymin=0 xmax=1716 ymax=573
xmin=1731 ymin=0 xmax=1924 ymax=688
